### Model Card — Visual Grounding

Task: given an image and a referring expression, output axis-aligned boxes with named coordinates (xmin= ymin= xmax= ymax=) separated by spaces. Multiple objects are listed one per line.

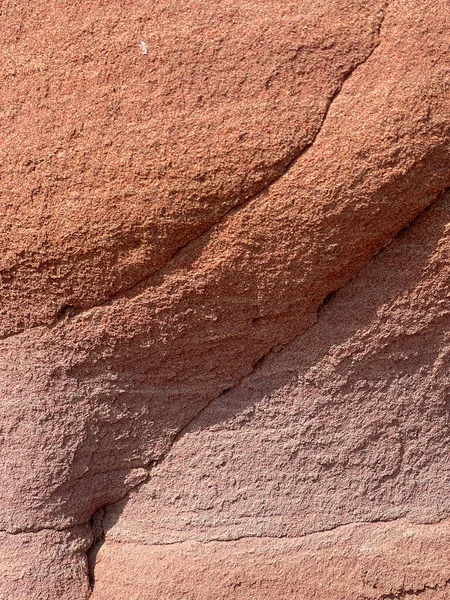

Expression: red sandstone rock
xmin=91 ymin=195 xmax=450 ymax=598
xmin=92 ymin=520 xmax=450 ymax=600
xmin=0 ymin=527 xmax=91 ymax=600
xmin=0 ymin=0 xmax=449 ymax=598
xmin=0 ymin=0 xmax=385 ymax=338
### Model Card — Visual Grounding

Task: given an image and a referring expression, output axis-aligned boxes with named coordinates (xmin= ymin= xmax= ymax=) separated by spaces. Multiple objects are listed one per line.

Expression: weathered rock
xmin=0 ymin=0 xmax=386 ymax=338
xmin=91 ymin=520 xmax=450 ymax=600
xmin=91 ymin=194 xmax=450 ymax=598
xmin=0 ymin=0 xmax=449 ymax=598
xmin=0 ymin=526 xmax=91 ymax=600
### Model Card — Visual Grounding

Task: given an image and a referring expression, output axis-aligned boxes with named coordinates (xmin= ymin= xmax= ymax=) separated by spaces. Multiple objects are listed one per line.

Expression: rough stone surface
xmin=0 ymin=0 xmax=449 ymax=598
xmin=0 ymin=526 xmax=92 ymax=600
xmin=92 ymin=195 xmax=450 ymax=598
xmin=92 ymin=520 xmax=450 ymax=600
xmin=0 ymin=0 xmax=385 ymax=338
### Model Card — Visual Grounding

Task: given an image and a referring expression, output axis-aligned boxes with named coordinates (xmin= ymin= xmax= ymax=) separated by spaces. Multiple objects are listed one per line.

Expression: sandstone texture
xmin=1 ymin=0 xmax=386 ymax=338
xmin=92 ymin=520 xmax=450 ymax=600
xmin=0 ymin=0 xmax=449 ymax=599
xmin=93 ymin=195 xmax=450 ymax=598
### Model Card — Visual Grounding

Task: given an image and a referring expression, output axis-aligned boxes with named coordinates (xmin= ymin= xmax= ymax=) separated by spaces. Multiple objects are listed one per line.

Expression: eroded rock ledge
xmin=0 ymin=0 xmax=449 ymax=598
xmin=91 ymin=193 xmax=450 ymax=598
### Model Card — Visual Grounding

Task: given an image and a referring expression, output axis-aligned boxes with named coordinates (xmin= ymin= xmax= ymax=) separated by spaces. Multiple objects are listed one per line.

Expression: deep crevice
xmin=86 ymin=508 xmax=106 ymax=588
xmin=57 ymin=304 xmax=79 ymax=320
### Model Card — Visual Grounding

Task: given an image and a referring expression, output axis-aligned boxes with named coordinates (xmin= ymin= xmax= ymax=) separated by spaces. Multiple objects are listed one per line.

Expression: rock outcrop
xmin=0 ymin=0 xmax=449 ymax=598
xmin=92 ymin=195 xmax=450 ymax=598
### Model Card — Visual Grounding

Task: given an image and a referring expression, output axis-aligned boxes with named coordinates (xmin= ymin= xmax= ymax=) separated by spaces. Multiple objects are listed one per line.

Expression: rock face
xmin=0 ymin=0 xmax=386 ymax=338
xmin=92 ymin=195 xmax=450 ymax=599
xmin=91 ymin=520 xmax=450 ymax=600
xmin=0 ymin=1 xmax=449 ymax=599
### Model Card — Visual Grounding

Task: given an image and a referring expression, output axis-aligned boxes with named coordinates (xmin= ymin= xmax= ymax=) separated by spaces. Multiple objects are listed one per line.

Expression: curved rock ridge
xmin=0 ymin=0 xmax=385 ymax=338
xmin=91 ymin=192 xmax=450 ymax=598
xmin=0 ymin=0 xmax=449 ymax=598
xmin=97 ymin=195 xmax=450 ymax=545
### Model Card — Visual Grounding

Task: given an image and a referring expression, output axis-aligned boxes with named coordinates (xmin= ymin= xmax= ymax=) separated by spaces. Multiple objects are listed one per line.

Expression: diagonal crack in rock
xmin=0 ymin=3 xmax=388 ymax=342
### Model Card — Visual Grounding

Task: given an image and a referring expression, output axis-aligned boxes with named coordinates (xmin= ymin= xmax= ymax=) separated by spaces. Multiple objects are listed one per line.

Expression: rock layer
xmin=92 ymin=520 xmax=450 ymax=600
xmin=0 ymin=0 xmax=386 ymax=338
xmin=91 ymin=194 xmax=450 ymax=598
xmin=0 ymin=0 xmax=449 ymax=598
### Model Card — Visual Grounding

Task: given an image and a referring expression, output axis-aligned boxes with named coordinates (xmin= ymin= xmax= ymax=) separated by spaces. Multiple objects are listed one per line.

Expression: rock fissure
xmin=85 ymin=194 xmax=448 ymax=591
xmin=82 ymin=3 xmax=389 ymax=311
xmin=3 ymin=0 xmax=450 ymax=597
xmin=377 ymin=578 xmax=450 ymax=599
xmin=95 ymin=516 xmax=410 ymax=548
xmin=87 ymin=507 xmax=107 ymax=588
xmin=0 ymin=4 xmax=388 ymax=343
xmin=86 ymin=190 xmax=448 ymax=592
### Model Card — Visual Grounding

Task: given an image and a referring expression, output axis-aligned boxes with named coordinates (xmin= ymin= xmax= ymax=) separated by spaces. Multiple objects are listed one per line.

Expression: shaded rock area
xmin=0 ymin=0 xmax=449 ymax=598
xmin=92 ymin=195 xmax=450 ymax=598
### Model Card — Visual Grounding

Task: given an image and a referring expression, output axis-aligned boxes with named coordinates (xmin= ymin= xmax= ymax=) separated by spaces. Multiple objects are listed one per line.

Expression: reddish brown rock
xmin=0 ymin=527 xmax=91 ymax=600
xmin=91 ymin=195 xmax=450 ymax=598
xmin=0 ymin=0 xmax=449 ymax=598
xmin=91 ymin=520 xmax=450 ymax=600
xmin=0 ymin=0 xmax=386 ymax=338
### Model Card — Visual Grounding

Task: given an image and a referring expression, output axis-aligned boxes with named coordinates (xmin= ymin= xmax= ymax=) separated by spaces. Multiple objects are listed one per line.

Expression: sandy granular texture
xmin=1 ymin=0 xmax=449 ymax=598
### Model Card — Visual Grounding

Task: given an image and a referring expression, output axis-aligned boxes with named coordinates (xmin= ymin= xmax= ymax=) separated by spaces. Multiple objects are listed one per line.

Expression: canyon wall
xmin=1 ymin=1 xmax=449 ymax=598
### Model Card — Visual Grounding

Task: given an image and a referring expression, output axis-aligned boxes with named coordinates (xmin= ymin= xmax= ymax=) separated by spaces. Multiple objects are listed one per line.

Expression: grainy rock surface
xmin=0 ymin=526 xmax=92 ymax=600
xmin=1 ymin=0 xmax=385 ymax=338
xmin=0 ymin=0 xmax=449 ymax=598
xmin=92 ymin=520 xmax=450 ymax=600
xmin=92 ymin=195 xmax=450 ymax=598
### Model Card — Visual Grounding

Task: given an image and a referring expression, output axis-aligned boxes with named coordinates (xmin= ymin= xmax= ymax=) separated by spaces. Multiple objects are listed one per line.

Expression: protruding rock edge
xmin=86 ymin=184 xmax=448 ymax=591
xmin=0 ymin=3 xmax=388 ymax=342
